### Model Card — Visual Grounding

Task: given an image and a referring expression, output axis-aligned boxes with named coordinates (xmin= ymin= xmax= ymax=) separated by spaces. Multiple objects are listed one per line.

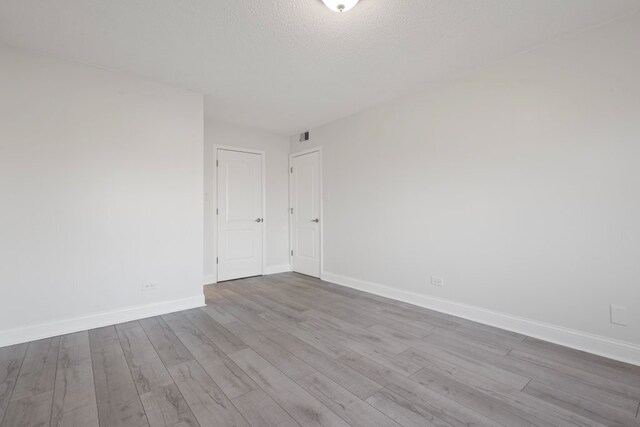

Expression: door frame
xmin=214 ymin=145 xmax=267 ymax=283
xmin=289 ymin=147 xmax=323 ymax=279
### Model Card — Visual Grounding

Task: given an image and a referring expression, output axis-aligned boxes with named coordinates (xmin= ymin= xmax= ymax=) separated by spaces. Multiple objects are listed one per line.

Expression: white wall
xmin=204 ymin=120 xmax=290 ymax=283
xmin=0 ymin=46 xmax=204 ymax=346
xmin=291 ymin=15 xmax=640 ymax=362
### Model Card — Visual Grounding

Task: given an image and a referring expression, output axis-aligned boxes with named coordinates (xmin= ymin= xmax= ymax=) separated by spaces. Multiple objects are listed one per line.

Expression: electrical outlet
xmin=610 ymin=305 xmax=627 ymax=326
xmin=142 ymin=283 xmax=158 ymax=292
xmin=431 ymin=276 xmax=444 ymax=287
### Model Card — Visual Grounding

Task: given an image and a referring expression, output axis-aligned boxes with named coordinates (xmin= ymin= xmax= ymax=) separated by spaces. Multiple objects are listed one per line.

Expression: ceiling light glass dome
xmin=321 ymin=0 xmax=360 ymax=13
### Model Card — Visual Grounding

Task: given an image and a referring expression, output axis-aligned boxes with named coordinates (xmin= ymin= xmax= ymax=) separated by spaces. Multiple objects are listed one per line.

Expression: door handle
xmin=255 ymin=218 xmax=263 ymax=223
xmin=311 ymin=218 xmax=319 ymax=223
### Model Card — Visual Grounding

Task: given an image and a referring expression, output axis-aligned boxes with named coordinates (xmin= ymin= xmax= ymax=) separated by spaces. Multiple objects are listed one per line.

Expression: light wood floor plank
xmin=139 ymin=317 xmax=194 ymax=369
xmin=182 ymin=309 xmax=247 ymax=355
xmin=3 ymin=337 xmax=59 ymax=427
xmin=338 ymin=352 xmax=505 ymax=427
xmin=52 ymin=331 xmax=99 ymax=427
xmin=227 ymin=286 xmax=307 ymax=323
xmin=0 ymin=343 xmax=27 ymax=425
xmin=10 ymin=337 xmax=59 ymax=401
xmin=2 ymin=390 xmax=55 ymax=427
xmin=116 ymin=322 xmax=199 ymax=427
xmin=524 ymin=380 xmax=640 ymax=427
xmin=365 ymin=389 xmax=450 ymax=427
xmin=511 ymin=345 xmax=640 ymax=399
xmin=199 ymin=304 xmax=237 ymax=325
xmin=167 ymin=360 xmax=249 ymax=427
xmin=206 ymin=296 xmax=274 ymax=333
xmin=162 ymin=312 xmax=257 ymax=400
xmin=229 ymin=348 xmax=349 ymax=427
xmin=222 ymin=319 xmax=316 ymax=381
xmin=303 ymin=310 xmax=409 ymax=355
xmin=505 ymin=350 xmax=640 ymax=414
xmin=297 ymin=372 xmax=400 ymax=427
xmin=399 ymin=347 xmax=531 ymax=391
xmin=410 ymin=366 xmax=578 ymax=427
xmin=262 ymin=328 xmax=383 ymax=399
xmin=259 ymin=312 xmax=353 ymax=359
xmin=410 ymin=327 xmax=640 ymax=417
xmin=90 ymin=326 xmax=149 ymax=427
xmin=519 ymin=336 xmax=640 ymax=376
xmin=116 ymin=323 xmax=173 ymax=395
xmin=139 ymin=383 xmax=200 ymax=427
xmin=230 ymin=389 xmax=299 ymax=427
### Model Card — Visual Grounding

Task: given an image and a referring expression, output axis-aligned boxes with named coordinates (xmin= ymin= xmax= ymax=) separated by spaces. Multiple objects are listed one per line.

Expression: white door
xmin=290 ymin=150 xmax=321 ymax=277
xmin=217 ymin=149 xmax=263 ymax=282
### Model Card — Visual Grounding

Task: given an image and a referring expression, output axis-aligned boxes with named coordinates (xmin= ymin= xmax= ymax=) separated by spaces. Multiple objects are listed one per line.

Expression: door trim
xmin=289 ymin=147 xmax=323 ymax=279
xmin=214 ymin=145 xmax=266 ymax=283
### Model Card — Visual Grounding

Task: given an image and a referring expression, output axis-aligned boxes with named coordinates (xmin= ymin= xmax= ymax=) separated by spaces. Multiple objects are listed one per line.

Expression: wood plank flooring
xmin=1 ymin=273 xmax=639 ymax=426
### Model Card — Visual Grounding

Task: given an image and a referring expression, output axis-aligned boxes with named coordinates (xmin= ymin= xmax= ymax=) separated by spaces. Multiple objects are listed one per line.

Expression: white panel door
xmin=217 ymin=149 xmax=263 ymax=282
xmin=290 ymin=151 xmax=321 ymax=277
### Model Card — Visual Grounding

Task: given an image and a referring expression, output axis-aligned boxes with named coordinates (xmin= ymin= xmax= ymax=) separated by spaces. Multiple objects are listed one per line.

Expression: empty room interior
xmin=1 ymin=1 xmax=640 ymax=426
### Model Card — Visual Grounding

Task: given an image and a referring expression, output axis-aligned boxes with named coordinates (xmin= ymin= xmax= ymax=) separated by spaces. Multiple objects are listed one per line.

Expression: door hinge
xmin=216 ymin=257 xmax=219 ymax=264
xmin=216 ymin=208 xmax=219 ymax=215
xmin=290 ymin=167 xmax=293 ymax=173
xmin=291 ymin=250 xmax=293 ymax=256
xmin=290 ymin=208 xmax=293 ymax=214
xmin=216 ymin=159 xmax=219 ymax=167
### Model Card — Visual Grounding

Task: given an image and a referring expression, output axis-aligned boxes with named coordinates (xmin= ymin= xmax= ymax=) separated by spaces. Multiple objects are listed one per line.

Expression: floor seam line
xmin=48 ymin=335 xmax=63 ymax=426
xmin=88 ymin=331 xmax=103 ymax=427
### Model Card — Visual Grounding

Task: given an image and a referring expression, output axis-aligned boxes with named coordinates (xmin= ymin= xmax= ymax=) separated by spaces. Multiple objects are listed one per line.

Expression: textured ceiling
xmin=1 ymin=0 xmax=638 ymax=134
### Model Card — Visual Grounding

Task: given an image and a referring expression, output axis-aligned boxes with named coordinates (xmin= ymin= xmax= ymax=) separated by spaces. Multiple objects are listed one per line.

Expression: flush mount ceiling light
xmin=321 ymin=0 xmax=360 ymax=13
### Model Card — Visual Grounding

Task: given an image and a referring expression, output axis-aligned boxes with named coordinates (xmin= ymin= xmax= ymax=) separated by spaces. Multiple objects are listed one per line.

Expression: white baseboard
xmin=203 ymin=274 xmax=217 ymax=285
xmin=0 ymin=295 xmax=205 ymax=348
xmin=322 ymin=271 xmax=640 ymax=366
xmin=264 ymin=264 xmax=291 ymax=275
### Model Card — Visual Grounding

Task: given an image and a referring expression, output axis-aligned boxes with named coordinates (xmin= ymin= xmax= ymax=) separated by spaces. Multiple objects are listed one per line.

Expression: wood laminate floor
xmin=1 ymin=273 xmax=639 ymax=426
